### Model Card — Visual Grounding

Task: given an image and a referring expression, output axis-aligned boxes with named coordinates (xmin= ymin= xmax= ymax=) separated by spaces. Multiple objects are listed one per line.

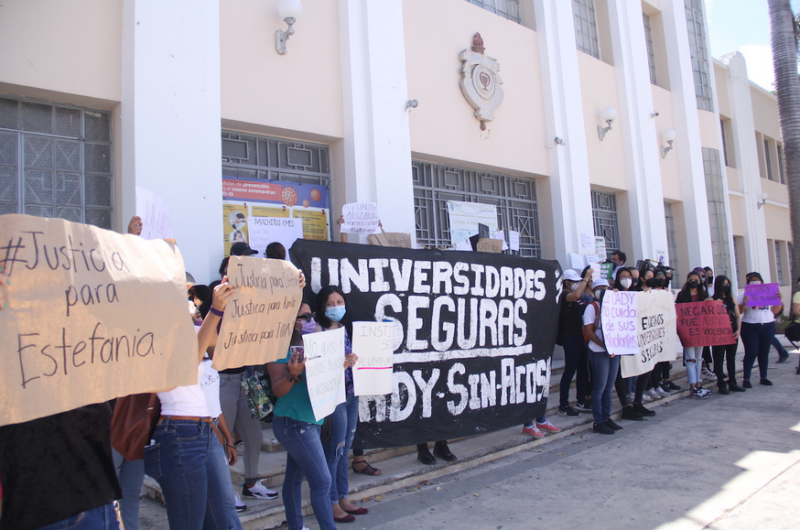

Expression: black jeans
xmin=712 ymin=341 xmax=739 ymax=387
xmin=633 ymin=369 xmax=653 ymax=404
xmin=559 ymin=334 xmax=587 ymax=408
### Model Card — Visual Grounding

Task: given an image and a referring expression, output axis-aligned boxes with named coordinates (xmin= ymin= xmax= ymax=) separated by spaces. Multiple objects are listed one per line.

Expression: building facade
xmin=0 ymin=0 xmax=790 ymax=299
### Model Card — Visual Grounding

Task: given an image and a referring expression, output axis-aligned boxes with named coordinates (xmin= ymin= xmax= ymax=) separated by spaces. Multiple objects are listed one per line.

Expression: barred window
xmin=591 ymin=190 xmax=620 ymax=254
xmin=778 ymin=144 xmax=786 ymax=184
xmin=412 ymin=161 xmax=541 ymax=257
xmin=733 ymin=237 xmax=742 ymax=288
xmin=774 ymin=241 xmax=784 ymax=285
xmin=764 ymin=139 xmax=773 ymax=181
xmin=685 ymin=0 xmax=714 ymax=111
xmin=466 ymin=0 xmax=521 ymax=23
xmin=664 ymin=202 xmax=680 ymax=288
xmin=703 ymin=148 xmax=731 ymax=278
xmin=573 ymin=0 xmax=600 ymax=59
xmin=720 ymin=119 xmax=729 ymax=167
xmin=643 ymin=14 xmax=657 ymax=85
xmin=0 ymin=95 xmax=113 ymax=229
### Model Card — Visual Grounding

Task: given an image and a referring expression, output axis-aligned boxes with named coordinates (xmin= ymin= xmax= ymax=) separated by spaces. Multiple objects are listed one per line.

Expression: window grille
xmin=0 ymin=95 xmax=113 ymax=229
xmin=664 ymin=202 xmax=680 ymax=288
xmin=733 ymin=237 xmax=741 ymax=287
xmin=764 ymin=139 xmax=773 ymax=181
xmin=591 ymin=190 xmax=620 ymax=254
xmin=775 ymin=241 xmax=784 ymax=285
xmin=778 ymin=144 xmax=786 ymax=184
xmin=685 ymin=0 xmax=713 ymax=111
xmin=573 ymin=0 xmax=600 ymax=59
xmin=466 ymin=0 xmax=521 ymax=23
xmin=720 ymin=120 xmax=729 ymax=167
xmin=643 ymin=14 xmax=657 ymax=85
xmin=703 ymin=148 xmax=731 ymax=278
xmin=412 ymin=161 xmax=541 ymax=257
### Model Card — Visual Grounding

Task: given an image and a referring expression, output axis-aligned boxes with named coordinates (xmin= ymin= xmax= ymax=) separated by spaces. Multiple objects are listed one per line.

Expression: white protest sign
xmin=580 ymin=232 xmax=594 ymax=254
xmin=508 ymin=230 xmax=520 ymax=251
xmin=340 ymin=202 xmax=381 ymax=235
xmin=247 ymin=216 xmax=303 ymax=259
xmin=586 ymin=254 xmax=600 ymax=279
xmin=620 ymin=290 xmax=678 ymax=377
xmin=0 ymin=214 xmax=198 ymax=426
xmin=352 ymin=322 xmax=394 ymax=396
xmin=447 ymin=201 xmax=498 ymax=245
xmin=213 ymin=257 xmax=302 ymax=370
xmin=493 ymin=230 xmax=509 ymax=251
xmin=304 ymin=327 xmax=346 ymax=421
xmin=601 ymin=291 xmax=639 ymax=356
xmin=569 ymin=253 xmax=585 ymax=270
xmin=135 ymin=186 xmax=174 ymax=240
xmin=595 ymin=236 xmax=607 ymax=261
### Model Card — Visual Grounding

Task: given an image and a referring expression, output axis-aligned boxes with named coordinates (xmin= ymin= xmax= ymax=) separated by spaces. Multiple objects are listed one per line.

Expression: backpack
xmin=582 ymin=301 xmax=601 ymax=344
xmin=110 ymin=393 xmax=161 ymax=461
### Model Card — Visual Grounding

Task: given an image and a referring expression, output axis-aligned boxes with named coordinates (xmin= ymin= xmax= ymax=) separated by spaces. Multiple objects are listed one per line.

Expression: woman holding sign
xmin=738 ymin=272 xmax=782 ymax=387
xmin=712 ymin=275 xmax=744 ymax=394
xmin=676 ymin=271 xmax=712 ymax=398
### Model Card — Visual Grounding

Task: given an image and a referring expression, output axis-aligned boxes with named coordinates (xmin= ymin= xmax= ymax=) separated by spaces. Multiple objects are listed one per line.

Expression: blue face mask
xmin=325 ymin=306 xmax=346 ymax=322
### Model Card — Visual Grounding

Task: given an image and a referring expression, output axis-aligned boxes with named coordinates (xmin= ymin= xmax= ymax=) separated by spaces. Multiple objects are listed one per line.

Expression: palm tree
xmin=769 ymin=0 xmax=800 ymax=298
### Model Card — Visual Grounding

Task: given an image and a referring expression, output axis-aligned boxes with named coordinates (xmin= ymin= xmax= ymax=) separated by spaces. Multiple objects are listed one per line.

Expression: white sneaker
xmin=242 ymin=480 xmax=279 ymax=500
xmin=656 ymin=386 xmax=670 ymax=397
xmin=641 ymin=392 xmax=652 ymax=402
xmin=234 ymin=493 xmax=247 ymax=513
xmin=646 ymin=388 xmax=661 ymax=400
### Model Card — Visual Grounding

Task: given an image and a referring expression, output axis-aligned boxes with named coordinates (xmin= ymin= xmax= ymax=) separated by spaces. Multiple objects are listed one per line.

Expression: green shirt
xmin=272 ymin=349 xmax=322 ymax=425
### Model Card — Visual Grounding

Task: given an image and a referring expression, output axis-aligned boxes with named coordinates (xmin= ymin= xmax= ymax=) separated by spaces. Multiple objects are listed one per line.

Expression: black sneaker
xmin=760 ymin=378 xmax=773 ymax=386
xmin=777 ymin=355 xmax=790 ymax=364
xmin=666 ymin=381 xmax=681 ymax=391
xmin=605 ymin=419 xmax=623 ymax=431
xmin=621 ymin=406 xmax=644 ymax=421
xmin=574 ymin=402 xmax=592 ymax=412
xmin=633 ymin=403 xmax=656 ymax=416
xmin=593 ymin=422 xmax=615 ymax=435
xmin=558 ymin=405 xmax=580 ymax=417
xmin=743 ymin=379 xmax=753 ymax=389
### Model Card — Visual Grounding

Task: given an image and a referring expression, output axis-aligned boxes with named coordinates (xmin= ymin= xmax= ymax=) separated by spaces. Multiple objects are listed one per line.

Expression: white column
xmin=533 ymin=0 xmax=595 ymax=265
xmin=607 ymin=0 xmax=669 ymax=263
xmin=661 ymin=0 xmax=714 ymax=268
xmin=121 ymin=0 xmax=223 ymax=283
xmin=721 ymin=52 xmax=771 ymax=278
xmin=338 ymin=0 xmax=415 ymax=243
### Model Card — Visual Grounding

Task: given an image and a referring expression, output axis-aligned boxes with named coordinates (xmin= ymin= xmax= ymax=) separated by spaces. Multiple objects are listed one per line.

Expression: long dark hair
xmin=713 ymin=275 xmax=732 ymax=301
xmin=315 ymin=285 xmax=348 ymax=331
xmin=678 ymin=271 xmax=708 ymax=302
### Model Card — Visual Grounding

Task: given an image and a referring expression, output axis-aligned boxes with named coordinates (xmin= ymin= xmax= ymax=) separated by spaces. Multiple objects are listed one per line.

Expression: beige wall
xmin=652 ymin=85 xmax=681 ymax=201
xmin=726 ymin=167 xmax=740 ymax=193
xmin=751 ymin=85 xmax=782 ymax=140
xmin=220 ymin=0 xmax=344 ymax=139
xmin=698 ymin=110 xmax=721 ymax=149
xmin=728 ymin=193 xmax=743 ymax=235
xmin=0 ymin=0 xmax=122 ymax=105
xmin=579 ymin=53 xmax=626 ymax=190
xmin=714 ymin=63 xmax=730 ymax=118
xmin=762 ymin=177 xmax=789 ymax=204
xmin=404 ymin=0 xmax=548 ymax=177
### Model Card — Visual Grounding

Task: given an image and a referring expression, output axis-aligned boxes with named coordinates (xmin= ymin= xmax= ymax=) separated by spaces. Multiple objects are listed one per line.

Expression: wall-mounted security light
xmin=660 ymin=129 xmax=677 ymax=158
xmin=597 ymin=106 xmax=617 ymax=141
xmin=276 ymin=0 xmax=303 ymax=55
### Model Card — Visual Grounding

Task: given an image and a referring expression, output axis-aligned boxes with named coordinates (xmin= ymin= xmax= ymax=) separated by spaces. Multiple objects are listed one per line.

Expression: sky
xmin=705 ymin=0 xmax=800 ymax=91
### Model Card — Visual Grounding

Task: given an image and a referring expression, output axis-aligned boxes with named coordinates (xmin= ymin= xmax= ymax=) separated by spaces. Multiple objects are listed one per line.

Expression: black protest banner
xmin=290 ymin=240 xmax=562 ymax=448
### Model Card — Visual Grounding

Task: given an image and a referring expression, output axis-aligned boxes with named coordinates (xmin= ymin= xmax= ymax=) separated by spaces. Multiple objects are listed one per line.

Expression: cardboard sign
xmin=367 ymin=232 xmax=412 ymax=248
xmin=303 ymin=327 xmax=346 ymax=421
xmin=136 ymin=186 xmax=174 ymax=240
xmin=744 ymin=283 xmax=781 ymax=307
xmin=618 ymin=290 xmax=679 ymax=377
xmin=601 ymin=291 xmax=640 ymax=356
xmin=247 ymin=216 xmax=303 ymax=259
xmin=340 ymin=202 xmax=381 ymax=235
xmin=0 ymin=214 xmax=198 ymax=427
xmin=476 ymin=238 xmax=503 ymax=253
xmin=352 ymin=322 xmax=395 ymax=396
xmin=212 ymin=257 xmax=303 ymax=370
xmin=676 ymin=300 xmax=734 ymax=347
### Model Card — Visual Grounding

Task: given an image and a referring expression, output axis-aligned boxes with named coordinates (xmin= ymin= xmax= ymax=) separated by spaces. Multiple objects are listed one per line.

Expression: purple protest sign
xmin=744 ymin=283 xmax=781 ymax=307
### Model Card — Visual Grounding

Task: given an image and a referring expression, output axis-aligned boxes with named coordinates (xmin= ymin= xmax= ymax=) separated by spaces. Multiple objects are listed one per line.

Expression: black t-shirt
xmin=0 ymin=404 xmax=122 ymax=530
xmin=714 ymin=295 xmax=739 ymax=334
xmin=558 ymin=290 xmax=588 ymax=336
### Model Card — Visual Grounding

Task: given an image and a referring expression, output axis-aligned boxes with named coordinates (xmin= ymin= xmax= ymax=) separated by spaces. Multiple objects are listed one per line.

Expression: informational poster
xmin=447 ymin=201 xmax=498 ymax=246
xmin=352 ymin=322 xmax=395 ymax=396
xmin=135 ymin=186 xmax=174 ymax=240
xmin=340 ymin=202 xmax=381 ymax=235
xmin=493 ymin=230 xmax=509 ymax=251
xmin=600 ymin=263 xmax=615 ymax=280
xmin=212 ymin=257 xmax=303 ymax=370
xmin=580 ymin=233 xmax=594 ymax=254
xmin=744 ymin=283 xmax=781 ymax=307
xmin=0 ymin=214 xmax=198 ymax=426
xmin=595 ymin=236 xmax=607 ymax=261
xmin=222 ymin=177 xmax=330 ymax=256
xmin=247 ymin=217 xmax=303 ymax=259
xmin=508 ymin=230 xmax=520 ymax=251
xmin=304 ymin=326 xmax=346 ymax=421
xmin=290 ymin=240 xmax=561 ymax=448
xmin=676 ymin=301 xmax=735 ymax=347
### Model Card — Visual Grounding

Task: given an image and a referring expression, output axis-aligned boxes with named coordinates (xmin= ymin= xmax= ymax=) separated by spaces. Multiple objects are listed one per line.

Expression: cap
xmin=230 ymin=242 xmax=258 ymax=256
xmin=593 ymin=278 xmax=610 ymax=288
xmin=563 ymin=269 xmax=582 ymax=282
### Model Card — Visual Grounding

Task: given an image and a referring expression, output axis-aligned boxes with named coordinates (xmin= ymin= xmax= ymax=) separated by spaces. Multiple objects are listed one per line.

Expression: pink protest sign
xmin=744 ymin=283 xmax=781 ymax=307
xmin=675 ymin=301 xmax=734 ymax=347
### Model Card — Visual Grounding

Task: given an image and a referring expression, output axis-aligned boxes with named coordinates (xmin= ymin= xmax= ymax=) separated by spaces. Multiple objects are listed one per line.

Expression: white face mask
xmin=594 ymin=289 xmax=604 ymax=299
xmin=619 ymin=278 xmax=632 ymax=289
xmin=570 ymin=282 xmax=580 ymax=292
xmin=749 ymin=280 xmax=762 ymax=285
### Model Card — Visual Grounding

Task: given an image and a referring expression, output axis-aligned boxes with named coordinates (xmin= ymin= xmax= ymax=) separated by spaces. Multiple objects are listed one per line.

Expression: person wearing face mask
xmin=315 ymin=286 xmax=370 ymax=523
xmin=676 ymin=271 xmax=712 ymax=398
xmin=695 ymin=268 xmax=715 ymax=380
xmin=738 ymin=272 xmax=783 ymax=387
xmin=711 ymin=275 xmax=744 ymax=394
xmin=267 ymin=302 xmax=338 ymax=530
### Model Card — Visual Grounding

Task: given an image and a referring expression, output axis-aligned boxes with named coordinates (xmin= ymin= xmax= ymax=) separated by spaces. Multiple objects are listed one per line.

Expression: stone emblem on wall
xmin=459 ymin=33 xmax=504 ymax=131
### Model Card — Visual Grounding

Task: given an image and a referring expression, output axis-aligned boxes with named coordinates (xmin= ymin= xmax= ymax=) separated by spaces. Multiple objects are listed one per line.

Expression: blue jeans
xmin=36 ymin=502 xmax=119 ymax=530
xmin=208 ymin=422 xmax=244 ymax=530
xmin=324 ymin=393 xmax=359 ymax=503
xmin=741 ymin=321 xmax=776 ymax=380
xmin=771 ymin=334 xmax=789 ymax=358
xmin=587 ymin=350 xmax=619 ymax=425
xmin=143 ymin=419 xmax=229 ymax=530
xmin=559 ymin=334 xmax=587 ymax=408
xmin=272 ymin=415 xmax=336 ymax=530
xmin=112 ymin=449 xmax=144 ymax=530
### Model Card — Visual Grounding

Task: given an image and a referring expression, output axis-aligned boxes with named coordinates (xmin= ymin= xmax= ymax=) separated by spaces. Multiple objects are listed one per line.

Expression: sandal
xmin=352 ymin=460 xmax=381 ymax=476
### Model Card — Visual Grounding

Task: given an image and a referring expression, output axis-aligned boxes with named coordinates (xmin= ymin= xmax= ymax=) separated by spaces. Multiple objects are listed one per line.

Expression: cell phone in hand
xmin=290 ymin=346 xmax=305 ymax=362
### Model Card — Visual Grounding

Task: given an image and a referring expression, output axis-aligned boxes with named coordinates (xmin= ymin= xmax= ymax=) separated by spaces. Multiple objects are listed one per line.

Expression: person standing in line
xmin=675 ymin=271 xmax=712 ymax=398
xmin=609 ymin=268 xmax=646 ymax=421
xmin=711 ymin=275 xmax=744 ymax=394
xmin=738 ymin=272 xmax=783 ymax=387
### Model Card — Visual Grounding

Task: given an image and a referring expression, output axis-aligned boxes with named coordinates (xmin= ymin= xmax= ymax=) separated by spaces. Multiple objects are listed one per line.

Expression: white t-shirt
xmin=738 ymin=291 xmax=775 ymax=324
xmin=158 ymin=361 xmax=210 ymax=417
xmin=199 ymin=358 xmax=222 ymax=418
xmin=582 ymin=302 xmax=606 ymax=353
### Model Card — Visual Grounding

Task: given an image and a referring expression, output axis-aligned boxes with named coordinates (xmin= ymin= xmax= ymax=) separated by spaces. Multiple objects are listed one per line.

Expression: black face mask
xmin=645 ymin=278 xmax=659 ymax=288
xmin=654 ymin=277 xmax=667 ymax=288
xmin=688 ymin=280 xmax=700 ymax=289
xmin=721 ymin=284 xmax=731 ymax=294
xmin=707 ymin=276 xmax=713 ymax=285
